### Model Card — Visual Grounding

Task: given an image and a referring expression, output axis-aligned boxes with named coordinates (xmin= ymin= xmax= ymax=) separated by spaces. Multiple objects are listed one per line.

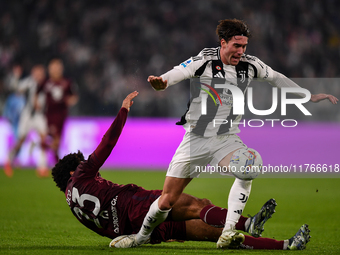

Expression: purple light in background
xmin=0 ymin=118 xmax=339 ymax=170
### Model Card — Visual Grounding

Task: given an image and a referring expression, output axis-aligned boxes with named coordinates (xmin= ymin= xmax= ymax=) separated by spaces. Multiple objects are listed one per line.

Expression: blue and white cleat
xmin=246 ymin=198 xmax=277 ymax=237
xmin=288 ymin=224 xmax=311 ymax=250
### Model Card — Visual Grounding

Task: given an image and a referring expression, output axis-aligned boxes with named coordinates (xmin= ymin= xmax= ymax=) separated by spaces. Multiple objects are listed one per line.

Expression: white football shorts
xmin=166 ymin=132 xmax=247 ymax=178
xmin=18 ymin=110 xmax=47 ymax=138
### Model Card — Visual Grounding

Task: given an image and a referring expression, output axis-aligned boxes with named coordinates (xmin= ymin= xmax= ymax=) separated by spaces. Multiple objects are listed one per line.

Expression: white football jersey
xmin=18 ymin=76 xmax=45 ymax=116
xmin=162 ymin=47 xmax=275 ymax=137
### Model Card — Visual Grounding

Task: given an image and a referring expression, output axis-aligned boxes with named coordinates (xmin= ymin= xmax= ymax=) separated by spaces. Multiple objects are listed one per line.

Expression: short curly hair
xmin=216 ymin=19 xmax=251 ymax=43
xmin=52 ymin=151 xmax=84 ymax=192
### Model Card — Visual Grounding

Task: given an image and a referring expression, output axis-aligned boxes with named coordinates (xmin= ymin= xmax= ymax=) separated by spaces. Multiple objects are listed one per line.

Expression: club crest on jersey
xmin=238 ymin=70 xmax=246 ymax=83
xmin=216 ymin=65 xmax=221 ymax=70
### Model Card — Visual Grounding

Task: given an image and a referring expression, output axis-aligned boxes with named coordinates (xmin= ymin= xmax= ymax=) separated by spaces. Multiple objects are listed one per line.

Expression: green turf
xmin=1 ymin=169 xmax=339 ymax=254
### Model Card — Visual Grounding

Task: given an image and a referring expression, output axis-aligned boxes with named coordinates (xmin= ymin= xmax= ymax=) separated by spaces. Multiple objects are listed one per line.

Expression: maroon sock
xmin=199 ymin=204 xmax=248 ymax=231
xmin=241 ymin=235 xmax=284 ymax=250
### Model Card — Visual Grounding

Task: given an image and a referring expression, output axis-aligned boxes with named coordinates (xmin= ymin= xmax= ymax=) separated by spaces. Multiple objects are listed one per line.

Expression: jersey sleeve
xmin=244 ymin=55 xmax=275 ymax=82
xmin=161 ymin=50 xmax=208 ymax=86
xmin=75 ymin=107 xmax=128 ymax=178
xmin=17 ymin=77 xmax=30 ymax=93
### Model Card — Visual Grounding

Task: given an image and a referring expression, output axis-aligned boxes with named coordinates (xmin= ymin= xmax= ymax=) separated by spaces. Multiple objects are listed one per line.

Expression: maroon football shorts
xmin=128 ymin=189 xmax=186 ymax=244
xmin=47 ymin=112 xmax=67 ymax=137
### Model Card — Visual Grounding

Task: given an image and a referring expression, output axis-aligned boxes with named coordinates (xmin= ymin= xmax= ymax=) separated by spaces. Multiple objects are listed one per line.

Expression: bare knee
xmin=199 ymin=198 xmax=212 ymax=206
xmin=194 ymin=198 xmax=212 ymax=215
xmin=158 ymin=193 xmax=180 ymax=210
xmin=189 ymin=198 xmax=212 ymax=218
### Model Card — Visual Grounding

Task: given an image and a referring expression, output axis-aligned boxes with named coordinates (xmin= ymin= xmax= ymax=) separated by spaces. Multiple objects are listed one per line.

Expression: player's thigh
xmin=210 ymin=134 xmax=247 ymax=168
xmin=171 ymin=193 xmax=212 ymax=221
xmin=17 ymin=111 xmax=30 ymax=139
xmin=32 ymin=114 xmax=48 ymax=135
xmin=185 ymin=219 xmax=221 ymax=242
xmin=218 ymin=149 xmax=239 ymax=167
xmin=166 ymin=132 xmax=212 ymax=179
xmin=151 ymin=221 xmax=186 ymax=244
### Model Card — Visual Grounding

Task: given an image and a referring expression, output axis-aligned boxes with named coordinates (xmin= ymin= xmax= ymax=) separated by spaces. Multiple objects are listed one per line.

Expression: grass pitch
xmin=1 ymin=169 xmax=339 ymax=254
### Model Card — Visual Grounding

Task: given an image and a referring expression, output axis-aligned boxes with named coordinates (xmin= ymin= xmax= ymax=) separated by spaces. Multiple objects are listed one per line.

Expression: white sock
xmin=244 ymin=217 xmax=251 ymax=231
xmin=38 ymin=148 xmax=47 ymax=169
xmin=136 ymin=197 xmax=171 ymax=243
xmin=283 ymin=239 xmax=289 ymax=250
xmin=223 ymin=178 xmax=252 ymax=232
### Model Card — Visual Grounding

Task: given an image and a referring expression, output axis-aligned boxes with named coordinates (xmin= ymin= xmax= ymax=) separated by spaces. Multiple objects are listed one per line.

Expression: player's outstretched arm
xmin=310 ymin=93 xmax=338 ymax=104
xmin=147 ymin=75 xmax=168 ymax=91
xmin=93 ymin=91 xmax=139 ymax=167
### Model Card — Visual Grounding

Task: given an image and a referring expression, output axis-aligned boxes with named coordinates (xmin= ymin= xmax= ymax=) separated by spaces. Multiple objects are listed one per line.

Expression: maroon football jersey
xmin=37 ymin=78 xmax=74 ymax=116
xmin=65 ymin=108 xmax=144 ymax=238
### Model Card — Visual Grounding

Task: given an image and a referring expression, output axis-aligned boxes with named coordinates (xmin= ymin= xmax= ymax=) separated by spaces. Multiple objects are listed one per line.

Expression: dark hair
xmin=216 ymin=19 xmax=251 ymax=43
xmin=52 ymin=151 xmax=84 ymax=192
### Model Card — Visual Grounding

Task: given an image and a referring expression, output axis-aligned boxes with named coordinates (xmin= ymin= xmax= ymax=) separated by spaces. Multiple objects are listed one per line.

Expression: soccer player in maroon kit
xmin=36 ymin=58 xmax=78 ymax=162
xmin=52 ymin=91 xmax=310 ymax=250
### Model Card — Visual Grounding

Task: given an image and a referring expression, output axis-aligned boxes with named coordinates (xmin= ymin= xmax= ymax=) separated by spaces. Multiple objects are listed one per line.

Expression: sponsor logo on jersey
xmin=180 ymin=59 xmax=192 ymax=68
xmin=111 ymin=196 xmax=120 ymax=234
xmin=214 ymin=72 xmax=224 ymax=78
xmin=216 ymin=65 xmax=222 ymax=70
xmin=66 ymin=189 xmax=72 ymax=205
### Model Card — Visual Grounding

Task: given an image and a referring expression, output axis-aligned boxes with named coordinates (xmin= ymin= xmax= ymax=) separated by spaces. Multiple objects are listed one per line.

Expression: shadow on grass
xmin=0 ymin=244 xmax=287 ymax=254
xmin=0 ymin=244 xmax=220 ymax=252
xmin=0 ymin=245 xmax=105 ymax=251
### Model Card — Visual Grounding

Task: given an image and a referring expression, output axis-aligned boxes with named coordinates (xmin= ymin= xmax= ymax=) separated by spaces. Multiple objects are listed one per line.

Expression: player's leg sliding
xmin=246 ymin=198 xmax=277 ymax=237
xmin=137 ymin=196 xmax=171 ymax=243
xmin=246 ymin=224 xmax=310 ymax=250
xmin=217 ymin=178 xmax=252 ymax=249
xmin=200 ymin=198 xmax=277 ymax=237
xmin=111 ymin=197 xmax=171 ymax=248
xmin=199 ymin=204 xmax=249 ymax=230
xmin=184 ymin=219 xmax=311 ymax=250
xmin=287 ymin=224 xmax=311 ymax=250
xmin=239 ymin=222 xmax=310 ymax=250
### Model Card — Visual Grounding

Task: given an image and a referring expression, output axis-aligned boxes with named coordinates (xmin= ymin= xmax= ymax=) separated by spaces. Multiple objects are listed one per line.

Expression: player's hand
xmin=66 ymin=95 xmax=79 ymax=106
xmin=147 ymin=75 xmax=168 ymax=91
xmin=122 ymin=91 xmax=139 ymax=111
xmin=311 ymin=94 xmax=338 ymax=104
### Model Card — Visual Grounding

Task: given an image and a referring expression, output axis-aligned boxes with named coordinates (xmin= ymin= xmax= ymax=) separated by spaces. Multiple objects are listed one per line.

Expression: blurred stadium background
xmin=1 ymin=1 xmax=340 ymax=254
xmin=0 ymin=0 xmax=339 ymax=168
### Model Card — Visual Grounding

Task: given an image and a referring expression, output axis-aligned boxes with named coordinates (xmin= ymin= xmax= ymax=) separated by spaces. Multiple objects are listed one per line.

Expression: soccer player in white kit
xmin=114 ymin=19 xmax=338 ymax=249
xmin=4 ymin=65 xmax=49 ymax=178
